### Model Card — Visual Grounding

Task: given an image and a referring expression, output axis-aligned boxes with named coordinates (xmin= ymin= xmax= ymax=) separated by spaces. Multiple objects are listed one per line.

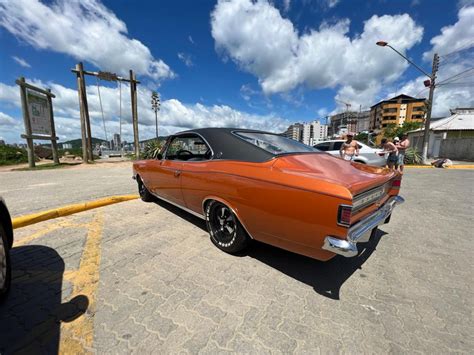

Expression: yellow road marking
xmin=59 ymin=210 xmax=104 ymax=353
xmin=13 ymin=220 xmax=84 ymax=247
xmin=12 ymin=195 xmax=138 ymax=229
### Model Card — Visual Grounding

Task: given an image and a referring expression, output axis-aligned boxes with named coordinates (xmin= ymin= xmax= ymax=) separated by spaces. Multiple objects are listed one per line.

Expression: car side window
xmin=315 ymin=142 xmax=331 ymax=151
xmin=332 ymin=142 xmax=343 ymax=151
xmin=165 ymin=134 xmax=212 ymax=161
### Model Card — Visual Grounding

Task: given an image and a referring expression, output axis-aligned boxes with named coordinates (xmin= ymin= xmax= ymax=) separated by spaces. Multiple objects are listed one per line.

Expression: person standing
xmin=339 ymin=133 xmax=359 ymax=161
xmin=395 ymin=134 xmax=410 ymax=173
xmin=380 ymin=138 xmax=398 ymax=170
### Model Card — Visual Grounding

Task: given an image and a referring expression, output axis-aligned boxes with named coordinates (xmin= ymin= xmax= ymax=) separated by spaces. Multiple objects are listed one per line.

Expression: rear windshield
xmin=234 ymin=131 xmax=317 ymax=155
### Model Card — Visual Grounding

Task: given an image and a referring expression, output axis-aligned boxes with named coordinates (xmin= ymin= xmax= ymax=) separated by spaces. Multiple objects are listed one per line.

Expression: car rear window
xmin=234 ymin=132 xmax=317 ymax=155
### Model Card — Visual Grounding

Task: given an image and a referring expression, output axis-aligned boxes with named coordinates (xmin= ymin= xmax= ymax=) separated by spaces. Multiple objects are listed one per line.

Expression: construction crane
xmin=335 ymin=98 xmax=352 ymax=112
xmin=334 ymin=99 xmax=354 ymax=135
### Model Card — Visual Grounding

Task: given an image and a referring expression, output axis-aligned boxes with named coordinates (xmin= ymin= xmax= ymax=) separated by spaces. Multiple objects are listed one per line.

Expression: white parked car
xmin=314 ymin=140 xmax=386 ymax=166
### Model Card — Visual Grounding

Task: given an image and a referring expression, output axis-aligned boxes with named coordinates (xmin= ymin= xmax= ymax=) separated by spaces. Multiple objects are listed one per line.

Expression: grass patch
xmin=0 ymin=145 xmax=28 ymax=166
xmin=13 ymin=162 xmax=81 ymax=171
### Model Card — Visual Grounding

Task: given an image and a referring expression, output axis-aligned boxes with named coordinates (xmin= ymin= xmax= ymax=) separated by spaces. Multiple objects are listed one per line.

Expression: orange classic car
xmin=133 ymin=128 xmax=404 ymax=261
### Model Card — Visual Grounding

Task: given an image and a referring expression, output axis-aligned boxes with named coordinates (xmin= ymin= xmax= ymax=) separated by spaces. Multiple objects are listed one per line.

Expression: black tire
xmin=205 ymin=200 xmax=250 ymax=254
xmin=0 ymin=222 xmax=11 ymax=303
xmin=137 ymin=177 xmax=155 ymax=202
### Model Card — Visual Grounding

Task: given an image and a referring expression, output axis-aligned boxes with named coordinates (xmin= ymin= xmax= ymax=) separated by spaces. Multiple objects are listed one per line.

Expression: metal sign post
xmin=16 ymin=77 xmax=59 ymax=168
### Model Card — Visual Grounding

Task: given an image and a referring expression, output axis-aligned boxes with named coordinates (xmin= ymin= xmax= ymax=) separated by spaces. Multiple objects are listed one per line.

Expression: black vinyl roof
xmin=173 ymin=128 xmax=277 ymax=162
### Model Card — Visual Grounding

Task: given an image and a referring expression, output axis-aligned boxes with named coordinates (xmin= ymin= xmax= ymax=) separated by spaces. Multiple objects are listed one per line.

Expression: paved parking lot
xmin=1 ymin=168 xmax=473 ymax=353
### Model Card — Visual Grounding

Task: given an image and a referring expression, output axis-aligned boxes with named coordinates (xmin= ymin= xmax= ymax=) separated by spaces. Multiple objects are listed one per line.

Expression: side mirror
xmin=156 ymin=153 xmax=163 ymax=160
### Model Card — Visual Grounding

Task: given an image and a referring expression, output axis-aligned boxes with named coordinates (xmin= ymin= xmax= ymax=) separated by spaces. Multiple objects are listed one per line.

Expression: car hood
xmin=272 ymin=153 xmax=396 ymax=196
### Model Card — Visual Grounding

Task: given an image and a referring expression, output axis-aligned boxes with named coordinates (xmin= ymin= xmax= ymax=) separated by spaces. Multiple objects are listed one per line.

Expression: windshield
xmin=234 ymin=131 xmax=318 ymax=155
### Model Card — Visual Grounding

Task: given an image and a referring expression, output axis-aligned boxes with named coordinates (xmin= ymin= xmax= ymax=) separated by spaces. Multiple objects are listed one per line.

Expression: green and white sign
xmin=26 ymin=90 xmax=51 ymax=135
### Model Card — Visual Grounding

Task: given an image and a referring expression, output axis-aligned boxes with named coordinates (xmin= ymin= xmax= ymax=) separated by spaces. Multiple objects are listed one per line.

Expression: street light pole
xmin=376 ymin=41 xmax=439 ymax=164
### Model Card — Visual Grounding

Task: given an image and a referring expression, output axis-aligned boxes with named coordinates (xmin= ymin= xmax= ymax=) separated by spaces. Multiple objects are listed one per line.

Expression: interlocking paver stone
xmin=1 ymin=168 xmax=472 ymax=353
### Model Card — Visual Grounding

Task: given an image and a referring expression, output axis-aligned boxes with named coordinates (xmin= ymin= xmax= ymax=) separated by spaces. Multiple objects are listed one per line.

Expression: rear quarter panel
xmin=180 ymin=161 xmax=350 ymax=261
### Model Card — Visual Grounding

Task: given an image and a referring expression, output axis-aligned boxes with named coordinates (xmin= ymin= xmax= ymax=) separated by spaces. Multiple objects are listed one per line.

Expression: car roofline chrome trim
xmin=151 ymin=191 xmax=206 ymax=220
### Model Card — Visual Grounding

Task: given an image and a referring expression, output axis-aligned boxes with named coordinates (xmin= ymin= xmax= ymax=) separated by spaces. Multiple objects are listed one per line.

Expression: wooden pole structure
xmin=130 ymin=70 xmax=140 ymax=158
xmin=46 ymin=88 xmax=60 ymax=165
xmin=18 ymin=77 xmax=35 ymax=168
xmin=78 ymin=62 xmax=93 ymax=161
xmin=75 ymin=63 xmax=89 ymax=163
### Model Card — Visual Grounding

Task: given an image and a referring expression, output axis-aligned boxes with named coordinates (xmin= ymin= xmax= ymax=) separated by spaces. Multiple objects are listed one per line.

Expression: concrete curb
xmin=12 ymin=195 xmax=139 ymax=229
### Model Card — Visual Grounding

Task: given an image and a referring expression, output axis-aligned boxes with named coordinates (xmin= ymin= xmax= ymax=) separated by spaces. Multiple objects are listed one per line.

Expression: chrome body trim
xmin=323 ymin=195 xmax=404 ymax=257
xmin=151 ymin=192 xmax=206 ymax=220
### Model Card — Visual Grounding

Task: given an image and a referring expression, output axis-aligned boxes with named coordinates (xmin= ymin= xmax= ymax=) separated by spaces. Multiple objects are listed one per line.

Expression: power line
xmin=439 ymin=40 xmax=474 ymax=59
xmin=436 ymin=67 xmax=474 ymax=86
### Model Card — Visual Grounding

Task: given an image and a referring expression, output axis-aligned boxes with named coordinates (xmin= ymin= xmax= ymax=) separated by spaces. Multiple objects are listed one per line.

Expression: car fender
xmin=201 ymin=195 xmax=255 ymax=239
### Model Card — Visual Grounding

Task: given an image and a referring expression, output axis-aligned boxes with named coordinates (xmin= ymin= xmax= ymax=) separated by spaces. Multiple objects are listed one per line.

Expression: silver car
xmin=314 ymin=140 xmax=386 ymax=166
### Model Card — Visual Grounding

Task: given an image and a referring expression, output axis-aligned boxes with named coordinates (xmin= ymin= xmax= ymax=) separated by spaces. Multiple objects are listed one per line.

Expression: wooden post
xmin=46 ymin=88 xmax=60 ymax=165
xmin=76 ymin=63 xmax=89 ymax=163
xmin=18 ymin=77 xmax=35 ymax=168
xmin=130 ymin=70 xmax=140 ymax=158
xmin=78 ymin=62 xmax=93 ymax=161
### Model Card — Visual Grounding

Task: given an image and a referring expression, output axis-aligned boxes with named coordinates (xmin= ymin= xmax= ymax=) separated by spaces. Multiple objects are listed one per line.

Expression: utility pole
xmin=151 ymin=91 xmax=160 ymax=139
xmin=130 ymin=70 xmax=140 ymax=158
xmin=421 ymin=53 xmax=440 ymax=164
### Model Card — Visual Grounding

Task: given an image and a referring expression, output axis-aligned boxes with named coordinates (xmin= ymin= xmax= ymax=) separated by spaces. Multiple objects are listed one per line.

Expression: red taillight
xmin=392 ymin=177 xmax=402 ymax=189
xmin=338 ymin=205 xmax=352 ymax=226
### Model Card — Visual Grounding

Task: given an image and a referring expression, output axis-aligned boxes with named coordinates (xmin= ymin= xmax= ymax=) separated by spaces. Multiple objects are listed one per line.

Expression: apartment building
xmin=370 ymin=94 xmax=426 ymax=133
xmin=285 ymin=121 xmax=328 ymax=146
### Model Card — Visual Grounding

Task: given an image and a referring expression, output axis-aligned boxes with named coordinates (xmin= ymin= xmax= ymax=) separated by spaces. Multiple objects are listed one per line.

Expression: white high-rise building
xmin=285 ymin=121 xmax=328 ymax=146
xmin=301 ymin=120 xmax=328 ymax=146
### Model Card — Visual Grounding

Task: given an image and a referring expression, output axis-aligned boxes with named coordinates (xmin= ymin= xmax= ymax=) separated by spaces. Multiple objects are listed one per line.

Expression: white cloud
xmin=389 ymin=6 xmax=474 ymax=117
xmin=0 ymin=79 xmax=292 ymax=143
xmin=423 ymin=6 xmax=474 ymax=60
xmin=283 ymin=0 xmax=291 ymax=12
xmin=458 ymin=0 xmax=474 ymax=8
xmin=0 ymin=112 xmax=18 ymax=126
xmin=177 ymin=52 xmax=194 ymax=67
xmin=188 ymin=35 xmax=195 ymax=44
xmin=12 ymin=56 xmax=31 ymax=68
xmin=325 ymin=0 xmax=340 ymax=9
xmin=211 ymin=0 xmax=423 ymax=109
xmin=0 ymin=0 xmax=174 ymax=81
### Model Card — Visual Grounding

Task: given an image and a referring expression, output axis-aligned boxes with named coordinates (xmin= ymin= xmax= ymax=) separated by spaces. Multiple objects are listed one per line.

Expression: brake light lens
xmin=392 ymin=176 xmax=402 ymax=189
xmin=338 ymin=205 xmax=352 ymax=226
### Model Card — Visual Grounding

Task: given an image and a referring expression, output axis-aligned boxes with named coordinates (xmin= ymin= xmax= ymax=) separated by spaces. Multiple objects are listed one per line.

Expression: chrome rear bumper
xmin=322 ymin=195 xmax=405 ymax=257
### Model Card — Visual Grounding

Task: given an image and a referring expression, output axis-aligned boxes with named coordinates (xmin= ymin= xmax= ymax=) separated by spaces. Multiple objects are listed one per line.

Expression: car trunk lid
xmin=272 ymin=153 xmax=396 ymax=196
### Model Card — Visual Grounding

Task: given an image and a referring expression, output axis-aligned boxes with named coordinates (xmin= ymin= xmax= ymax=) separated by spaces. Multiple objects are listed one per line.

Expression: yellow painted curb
xmin=446 ymin=165 xmax=474 ymax=169
xmin=12 ymin=194 xmax=139 ymax=229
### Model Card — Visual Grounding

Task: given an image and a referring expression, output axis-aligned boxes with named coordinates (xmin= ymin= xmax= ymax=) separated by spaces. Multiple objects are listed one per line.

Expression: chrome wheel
xmin=209 ymin=204 xmax=237 ymax=247
xmin=0 ymin=233 xmax=6 ymax=290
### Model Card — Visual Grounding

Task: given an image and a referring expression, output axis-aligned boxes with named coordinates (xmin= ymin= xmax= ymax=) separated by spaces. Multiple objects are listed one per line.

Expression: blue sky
xmin=1 ymin=0 xmax=473 ymax=143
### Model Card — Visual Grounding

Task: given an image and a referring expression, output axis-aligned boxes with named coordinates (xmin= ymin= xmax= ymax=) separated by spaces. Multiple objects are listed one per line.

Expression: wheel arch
xmin=201 ymin=196 xmax=254 ymax=239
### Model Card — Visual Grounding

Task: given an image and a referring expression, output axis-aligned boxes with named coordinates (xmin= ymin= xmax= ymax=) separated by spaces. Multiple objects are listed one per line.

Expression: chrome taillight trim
xmin=337 ymin=204 xmax=352 ymax=227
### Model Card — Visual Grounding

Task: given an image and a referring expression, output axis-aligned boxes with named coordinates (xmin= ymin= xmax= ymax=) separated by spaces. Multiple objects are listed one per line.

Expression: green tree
xmin=383 ymin=121 xmax=423 ymax=139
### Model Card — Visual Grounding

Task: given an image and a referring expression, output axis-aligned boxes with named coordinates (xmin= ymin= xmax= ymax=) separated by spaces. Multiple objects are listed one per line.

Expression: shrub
xmin=404 ymin=147 xmax=422 ymax=165
xmin=0 ymin=145 xmax=28 ymax=166
xmin=142 ymin=140 xmax=163 ymax=159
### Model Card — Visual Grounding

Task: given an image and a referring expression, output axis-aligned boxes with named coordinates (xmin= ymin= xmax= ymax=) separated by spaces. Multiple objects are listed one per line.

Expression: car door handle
xmin=174 ymin=170 xmax=181 ymax=177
